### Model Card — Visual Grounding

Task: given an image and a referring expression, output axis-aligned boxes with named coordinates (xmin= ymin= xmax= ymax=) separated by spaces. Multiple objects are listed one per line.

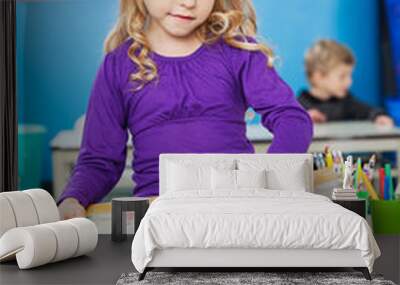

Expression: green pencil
xmin=384 ymin=163 xmax=394 ymax=200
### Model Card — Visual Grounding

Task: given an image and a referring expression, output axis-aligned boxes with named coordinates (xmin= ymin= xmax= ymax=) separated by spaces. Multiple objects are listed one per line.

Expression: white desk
xmin=51 ymin=121 xmax=400 ymax=199
xmin=247 ymin=121 xmax=400 ymax=164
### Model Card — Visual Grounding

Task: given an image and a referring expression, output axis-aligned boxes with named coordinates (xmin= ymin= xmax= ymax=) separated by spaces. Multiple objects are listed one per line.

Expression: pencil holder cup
xmin=356 ymin=191 xmax=369 ymax=200
xmin=371 ymin=200 xmax=400 ymax=234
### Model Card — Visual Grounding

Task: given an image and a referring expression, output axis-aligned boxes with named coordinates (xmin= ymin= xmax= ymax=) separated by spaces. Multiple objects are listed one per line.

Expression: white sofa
xmin=0 ymin=189 xmax=98 ymax=269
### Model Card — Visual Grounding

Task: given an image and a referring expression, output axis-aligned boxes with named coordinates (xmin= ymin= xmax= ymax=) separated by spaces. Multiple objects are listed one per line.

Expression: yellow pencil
xmin=357 ymin=159 xmax=363 ymax=185
xmin=361 ymin=171 xmax=379 ymax=200
xmin=326 ymin=151 xmax=333 ymax=168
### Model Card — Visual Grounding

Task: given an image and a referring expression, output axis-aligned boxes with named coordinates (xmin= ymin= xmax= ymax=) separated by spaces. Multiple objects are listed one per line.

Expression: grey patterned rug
xmin=116 ymin=271 xmax=396 ymax=285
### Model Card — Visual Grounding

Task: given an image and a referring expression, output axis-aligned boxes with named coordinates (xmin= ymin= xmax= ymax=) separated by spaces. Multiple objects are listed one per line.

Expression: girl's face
xmin=144 ymin=0 xmax=215 ymax=38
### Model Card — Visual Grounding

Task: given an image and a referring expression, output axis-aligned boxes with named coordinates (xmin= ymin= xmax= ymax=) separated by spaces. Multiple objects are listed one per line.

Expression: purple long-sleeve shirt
xmin=58 ymin=38 xmax=313 ymax=207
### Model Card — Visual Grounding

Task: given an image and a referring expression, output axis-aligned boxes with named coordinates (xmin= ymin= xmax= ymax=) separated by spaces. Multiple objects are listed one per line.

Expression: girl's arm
xmin=57 ymin=52 xmax=128 ymax=208
xmin=226 ymin=42 xmax=313 ymax=153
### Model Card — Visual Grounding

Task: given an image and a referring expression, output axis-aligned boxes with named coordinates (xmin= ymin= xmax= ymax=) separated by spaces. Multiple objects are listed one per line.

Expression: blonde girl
xmin=58 ymin=0 xmax=313 ymax=219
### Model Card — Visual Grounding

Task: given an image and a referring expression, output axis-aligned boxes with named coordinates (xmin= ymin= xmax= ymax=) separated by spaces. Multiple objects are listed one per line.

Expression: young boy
xmin=298 ymin=40 xmax=394 ymax=126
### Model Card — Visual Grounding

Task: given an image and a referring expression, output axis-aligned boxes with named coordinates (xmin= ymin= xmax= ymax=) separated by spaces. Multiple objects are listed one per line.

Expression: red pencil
xmin=379 ymin=168 xmax=385 ymax=199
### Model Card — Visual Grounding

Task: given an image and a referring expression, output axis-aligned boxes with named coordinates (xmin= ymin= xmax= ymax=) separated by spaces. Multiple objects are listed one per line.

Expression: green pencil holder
xmin=356 ymin=191 xmax=369 ymax=200
xmin=371 ymin=200 xmax=400 ymax=234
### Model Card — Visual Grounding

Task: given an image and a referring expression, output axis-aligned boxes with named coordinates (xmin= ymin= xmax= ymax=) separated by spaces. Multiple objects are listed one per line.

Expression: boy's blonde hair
xmin=104 ymin=0 xmax=274 ymax=90
xmin=305 ymin=39 xmax=355 ymax=81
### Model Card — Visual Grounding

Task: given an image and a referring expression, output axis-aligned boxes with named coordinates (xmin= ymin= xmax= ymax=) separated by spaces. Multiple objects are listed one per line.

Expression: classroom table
xmin=51 ymin=120 xmax=400 ymax=199
xmin=247 ymin=121 xmax=400 ymax=165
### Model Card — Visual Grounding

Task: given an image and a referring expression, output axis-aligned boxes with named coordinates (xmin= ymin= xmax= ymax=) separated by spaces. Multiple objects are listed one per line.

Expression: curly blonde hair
xmin=104 ymin=0 xmax=274 ymax=91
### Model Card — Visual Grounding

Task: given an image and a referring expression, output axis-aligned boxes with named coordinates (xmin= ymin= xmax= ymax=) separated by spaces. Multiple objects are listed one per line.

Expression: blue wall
xmin=17 ymin=0 xmax=381 ymax=183
xmin=253 ymin=0 xmax=380 ymax=105
xmin=17 ymin=0 xmax=119 ymax=183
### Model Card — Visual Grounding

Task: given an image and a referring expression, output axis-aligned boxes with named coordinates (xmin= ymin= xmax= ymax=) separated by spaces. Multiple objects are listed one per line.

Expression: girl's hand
xmin=374 ymin=115 xmax=394 ymax=127
xmin=58 ymin=197 xmax=86 ymax=220
xmin=308 ymin=109 xmax=327 ymax=124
